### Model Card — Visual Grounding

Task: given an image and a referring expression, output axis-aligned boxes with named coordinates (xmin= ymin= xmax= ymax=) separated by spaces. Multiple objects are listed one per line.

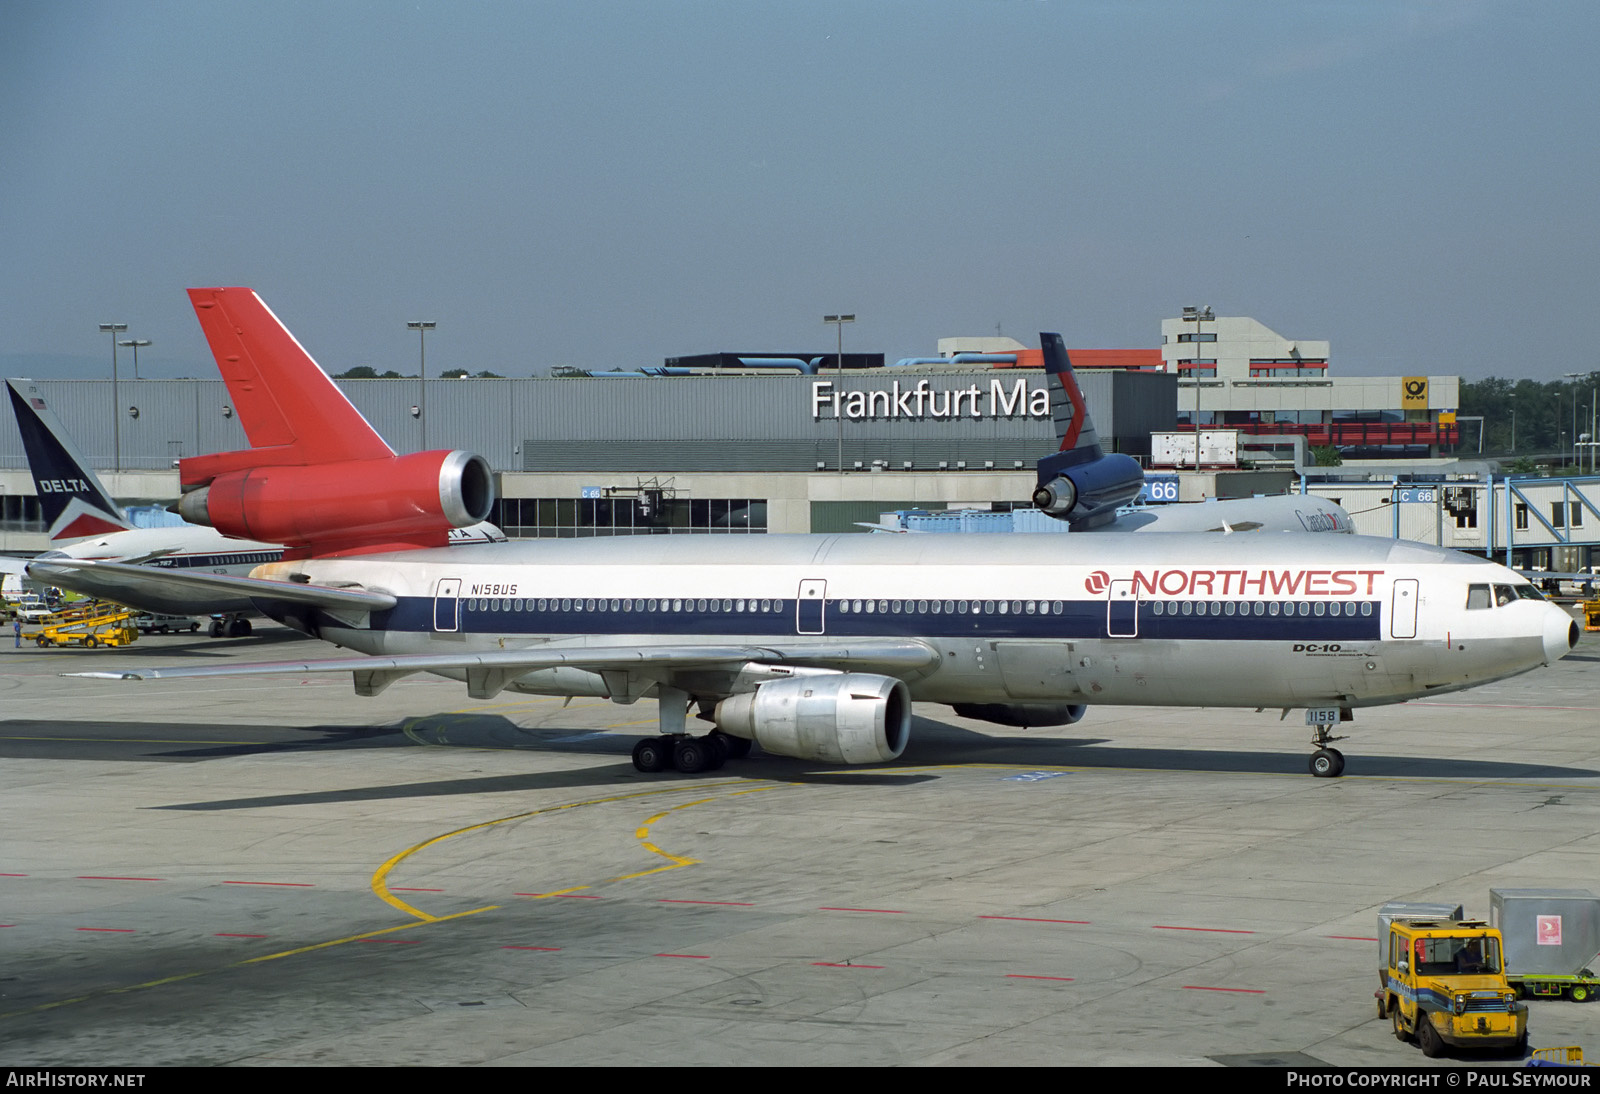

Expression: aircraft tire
xmin=1309 ymin=748 xmax=1345 ymax=778
xmin=710 ymin=730 xmax=751 ymax=760
xmin=674 ymin=738 xmax=709 ymax=775
xmin=189 ymin=622 xmax=200 ymax=633
xmin=209 ymin=621 xmax=224 ymax=638
xmin=632 ymin=737 xmax=670 ymax=773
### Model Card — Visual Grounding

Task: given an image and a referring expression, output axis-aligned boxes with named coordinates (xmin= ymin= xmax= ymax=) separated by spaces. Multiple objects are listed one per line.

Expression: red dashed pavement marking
xmin=813 ymin=962 xmax=885 ymax=969
xmin=1006 ymin=974 xmax=1075 ymax=981
xmin=981 ymin=916 xmax=1090 ymax=925
xmin=1183 ymin=985 xmax=1266 ymax=994
xmin=0 ymin=873 xmax=27 ymax=877
xmin=658 ymin=899 xmax=754 ymax=906
xmin=1153 ymin=925 xmax=1256 ymax=934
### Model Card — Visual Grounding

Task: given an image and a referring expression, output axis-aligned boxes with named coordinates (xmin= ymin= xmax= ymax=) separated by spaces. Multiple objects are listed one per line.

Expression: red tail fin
xmin=174 ymin=288 xmax=493 ymax=557
xmin=181 ymin=288 xmax=392 ymax=487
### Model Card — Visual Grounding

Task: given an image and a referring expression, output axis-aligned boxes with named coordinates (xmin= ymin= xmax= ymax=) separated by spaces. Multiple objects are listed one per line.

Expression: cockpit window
xmin=1494 ymin=584 xmax=1516 ymax=607
xmin=1514 ymin=584 xmax=1545 ymax=601
xmin=1466 ymin=584 xmax=1491 ymax=610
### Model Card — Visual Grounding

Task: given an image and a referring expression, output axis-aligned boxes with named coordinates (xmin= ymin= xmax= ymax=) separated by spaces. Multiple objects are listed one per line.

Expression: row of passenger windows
xmin=464 ymin=597 xmax=789 ymax=614
xmin=1150 ymin=600 xmax=1372 ymax=618
xmin=460 ymin=596 xmax=1376 ymax=619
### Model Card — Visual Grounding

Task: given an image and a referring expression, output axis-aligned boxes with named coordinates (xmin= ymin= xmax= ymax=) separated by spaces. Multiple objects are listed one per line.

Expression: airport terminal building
xmin=0 ymin=310 xmax=1472 ymax=554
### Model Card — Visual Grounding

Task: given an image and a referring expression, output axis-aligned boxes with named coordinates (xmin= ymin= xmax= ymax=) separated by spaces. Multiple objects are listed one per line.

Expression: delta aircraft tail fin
xmin=5 ymin=379 xmax=134 ymax=545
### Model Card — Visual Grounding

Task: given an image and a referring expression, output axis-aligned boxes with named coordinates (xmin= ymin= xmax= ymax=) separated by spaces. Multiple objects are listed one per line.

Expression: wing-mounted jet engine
xmin=713 ymin=672 xmax=911 ymax=764
xmin=176 ymin=288 xmax=494 ymax=557
xmin=1030 ymin=333 xmax=1145 ymax=529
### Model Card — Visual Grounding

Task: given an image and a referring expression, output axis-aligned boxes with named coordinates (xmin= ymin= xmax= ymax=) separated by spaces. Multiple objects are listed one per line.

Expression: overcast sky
xmin=2 ymin=0 xmax=1594 ymax=382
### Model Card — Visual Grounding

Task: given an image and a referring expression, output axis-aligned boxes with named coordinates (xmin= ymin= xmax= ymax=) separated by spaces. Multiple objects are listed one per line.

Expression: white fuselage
xmin=250 ymin=532 xmax=1575 ymax=711
xmin=37 ymin=525 xmax=284 ymax=614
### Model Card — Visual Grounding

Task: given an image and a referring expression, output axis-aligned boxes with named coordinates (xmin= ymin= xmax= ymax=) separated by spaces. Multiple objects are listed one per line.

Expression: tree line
xmin=1460 ymin=372 xmax=1600 ymax=458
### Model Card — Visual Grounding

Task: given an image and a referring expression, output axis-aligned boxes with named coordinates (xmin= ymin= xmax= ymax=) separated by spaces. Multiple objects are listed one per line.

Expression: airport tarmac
xmin=1 ymin=620 xmax=1597 ymax=1067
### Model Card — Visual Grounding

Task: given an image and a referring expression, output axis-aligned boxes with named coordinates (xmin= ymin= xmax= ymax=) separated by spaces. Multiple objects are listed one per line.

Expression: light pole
xmin=824 ymin=314 xmax=854 ymax=473
xmin=98 ymin=322 xmax=127 ymax=470
xmin=1566 ymin=373 xmax=1582 ymax=471
xmin=407 ymin=320 xmax=436 ymax=449
xmin=1182 ymin=305 xmax=1213 ymax=467
xmin=118 ymin=338 xmax=151 ymax=381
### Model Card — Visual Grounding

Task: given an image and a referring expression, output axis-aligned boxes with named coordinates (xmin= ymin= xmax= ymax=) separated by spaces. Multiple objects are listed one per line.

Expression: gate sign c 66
xmin=1142 ymin=475 xmax=1180 ymax=503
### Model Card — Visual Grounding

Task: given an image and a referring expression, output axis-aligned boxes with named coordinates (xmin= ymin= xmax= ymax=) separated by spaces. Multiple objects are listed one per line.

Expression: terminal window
xmin=0 ymin=493 xmax=45 ymax=533
xmin=1548 ymin=502 xmax=1583 ymax=529
xmin=492 ymin=497 xmax=767 ymax=538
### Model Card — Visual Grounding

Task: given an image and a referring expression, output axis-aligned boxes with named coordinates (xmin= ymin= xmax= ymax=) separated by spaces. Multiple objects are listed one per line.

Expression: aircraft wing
xmin=24 ymin=558 xmax=396 ymax=619
xmin=68 ymin=639 xmax=941 ymax=700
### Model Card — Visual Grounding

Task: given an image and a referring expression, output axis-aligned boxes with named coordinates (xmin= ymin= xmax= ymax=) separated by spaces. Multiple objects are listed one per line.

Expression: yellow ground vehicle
xmin=1380 ymin=918 xmax=1528 ymax=1057
xmin=25 ymin=603 xmax=138 ymax=649
xmin=1583 ymin=598 xmax=1600 ymax=633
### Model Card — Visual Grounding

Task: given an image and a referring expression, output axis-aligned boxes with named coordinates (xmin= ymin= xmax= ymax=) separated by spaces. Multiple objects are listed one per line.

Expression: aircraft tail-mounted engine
xmin=1032 ymin=452 xmax=1144 ymax=530
xmin=713 ymin=673 xmax=910 ymax=765
xmin=1031 ymin=331 xmax=1145 ymax=529
xmin=951 ymin=702 xmax=1088 ymax=728
xmin=177 ymin=449 xmax=493 ymax=553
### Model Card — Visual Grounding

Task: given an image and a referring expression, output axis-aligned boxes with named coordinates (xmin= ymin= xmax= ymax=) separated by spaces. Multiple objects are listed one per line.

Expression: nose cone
xmin=1544 ymin=605 xmax=1580 ymax=665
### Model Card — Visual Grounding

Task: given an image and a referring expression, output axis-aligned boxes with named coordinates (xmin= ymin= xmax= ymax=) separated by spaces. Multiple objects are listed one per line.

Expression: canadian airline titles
xmin=810 ymin=378 xmax=1050 ymax=421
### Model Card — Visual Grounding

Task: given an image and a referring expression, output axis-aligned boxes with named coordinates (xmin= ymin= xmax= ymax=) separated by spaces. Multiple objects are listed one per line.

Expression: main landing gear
xmin=629 ymin=684 xmax=752 ymax=775
xmin=208 ymin=615 xmax=253 ymax=638
xmin=1308 ymin=719 xmax=1347 ymax=778
xmin=631 ymin=731 xmax=752 ymax=775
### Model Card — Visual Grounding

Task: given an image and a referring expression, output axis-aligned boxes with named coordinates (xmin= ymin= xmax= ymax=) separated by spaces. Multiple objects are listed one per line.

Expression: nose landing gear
xmin=1308 ymin=718 xmax=1348 ymax=778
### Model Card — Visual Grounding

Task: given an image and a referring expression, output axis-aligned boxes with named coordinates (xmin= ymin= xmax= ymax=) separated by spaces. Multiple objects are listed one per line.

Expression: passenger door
xmin=796 ymin=579 xmax=826 ymax=635
xmin=1390 ymin=578 xmax=1418 ymax=639
xmin=1106 ymin=579 xmax=1138 ymax=638
xmin=433 ymin=578 xmax=461 ymax=633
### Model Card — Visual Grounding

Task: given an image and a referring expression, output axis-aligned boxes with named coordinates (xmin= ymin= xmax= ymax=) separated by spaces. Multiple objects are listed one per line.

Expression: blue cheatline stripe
xmin=365 ymin=595 xmax=1384 ymax=642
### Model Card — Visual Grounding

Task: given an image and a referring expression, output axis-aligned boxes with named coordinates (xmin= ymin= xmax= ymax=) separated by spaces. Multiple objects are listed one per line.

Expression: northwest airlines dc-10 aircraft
xmin=46 ymin=289 xmax=1577 ymax=780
